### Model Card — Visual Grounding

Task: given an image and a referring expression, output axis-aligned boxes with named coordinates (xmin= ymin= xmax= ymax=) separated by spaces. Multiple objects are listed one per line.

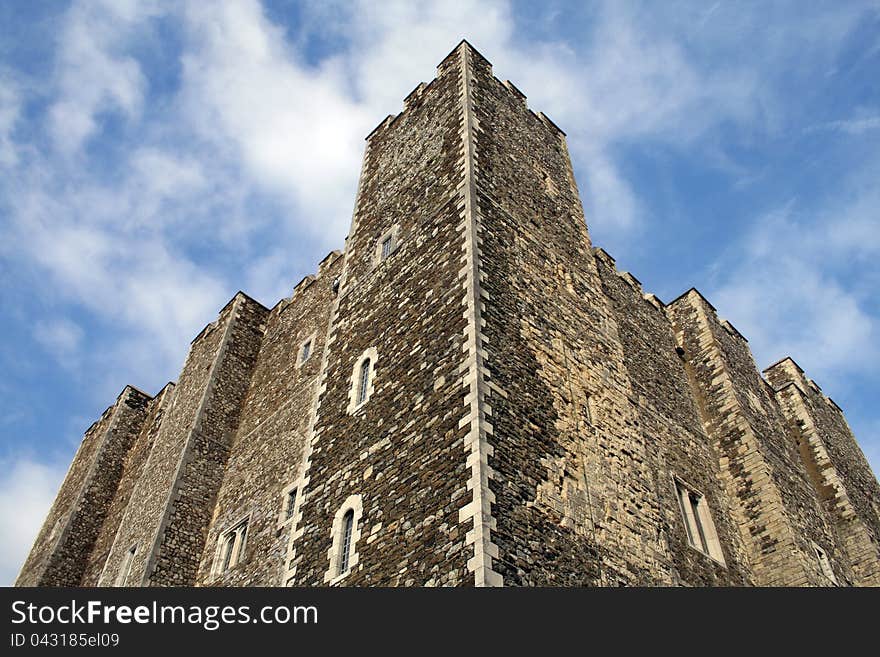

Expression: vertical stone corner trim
xmin=456 ymin=43 xmax=502 ymax=587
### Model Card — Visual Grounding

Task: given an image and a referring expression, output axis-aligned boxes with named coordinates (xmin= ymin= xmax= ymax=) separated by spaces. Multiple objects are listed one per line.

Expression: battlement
xmin=501 ymin=79 xmax=527 ymax=105
xmin=668 ymin=287 xmax=717 ymax=312
xmin=366 ymin=39 xmax=566 ymax=145
xmin=667 ymin=287 xmax=749 ymax=342
xmin=592 ymin=246 xmax=667 ymax=313
xmin=190 ymin=291 xmax=268 ymax=345
xmin=403 ymin=82 xmax=428 ymax=111
xmin=271 ymin=249 xmax=344 ymax=317
xmin=763 ymin=356 xmax=835 ymax=406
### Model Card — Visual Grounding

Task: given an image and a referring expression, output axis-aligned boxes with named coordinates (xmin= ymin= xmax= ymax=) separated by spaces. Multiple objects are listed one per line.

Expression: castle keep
xmin=18 ymin=42 xmax=880 ymax=587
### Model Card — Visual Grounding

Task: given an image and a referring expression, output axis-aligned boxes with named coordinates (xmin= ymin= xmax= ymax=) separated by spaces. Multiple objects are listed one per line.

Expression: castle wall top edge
xmin=120 ymin=384 xmax=153 ymax=401
xmin=667 ymin=287 xmax=718 ymax=313
xmin=762 ymin=355 xmax=804 ymax=374
xmin=592 ymin=246 xmax=616 ymax=264
xmin=720 ymin=318 xmax=748 ymax=343
xmin=365 ymin=38 xmax=567 ymax=147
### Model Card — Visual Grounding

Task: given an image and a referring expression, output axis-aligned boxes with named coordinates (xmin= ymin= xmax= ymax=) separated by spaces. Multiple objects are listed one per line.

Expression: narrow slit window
xmin=348 ymin=349 xmax=377 ymax=414
xmin=815 ymin=546 xmax=838 ymax=585
xmin=357 ymin=359 xmax=371 ymax=405
xmin=689 ymin=491 xmax=710 ymax=554
xmin=285 ymin=488 xmax=297 ymax=521
xmin=115 ymin=546 xmax=136 ymax=587
xmin=324 ymin=494 xmax=363 ymax=583
xmin=221 ymin=533 xmax=235 ymax=572
xmin=676 ymin=484 xmax=695 ymax=547
xmin=301 ymin=340 xmax=311 ymax=363
xmin=381 ymin=235 xmax=393 ymax=260
xmin=339 ymin=509 xmax=355 ymax=574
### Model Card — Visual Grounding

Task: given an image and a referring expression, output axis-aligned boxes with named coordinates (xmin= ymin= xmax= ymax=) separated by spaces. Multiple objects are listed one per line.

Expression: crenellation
xmin=403 ymin=82 xmax=428 ymax=111
xmin=720 ymin=319 xmax=748 ymax=342
xmin=642 ymin=293 xmax=665 ymax=311
xmin=19 ymin=40 xmax=879 ymax=588
xmin=501 ymin=79 xmax=527 ymax=105
xmin=536 ymin=111 xmax=567 ymax=137
xmin=17 ymin=386 xmax=152 ymax=586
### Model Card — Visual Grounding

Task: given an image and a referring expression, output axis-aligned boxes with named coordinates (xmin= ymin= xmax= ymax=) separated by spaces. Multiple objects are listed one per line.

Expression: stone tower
xmin=17 ymin=41 xmax=880 ymax=587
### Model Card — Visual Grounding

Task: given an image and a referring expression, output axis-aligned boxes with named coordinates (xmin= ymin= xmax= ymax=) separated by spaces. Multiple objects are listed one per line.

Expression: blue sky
xmin=1 ymin=0 xmax=878 ymax=584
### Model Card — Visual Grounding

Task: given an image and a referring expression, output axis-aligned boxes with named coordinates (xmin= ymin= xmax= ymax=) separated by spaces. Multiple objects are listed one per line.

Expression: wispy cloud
xmin=807 ymin=115 xmax=880 ymax=135
xmin=47 ymin=0 xmax=155 ymax=155
xmin=710 ymin=177 xmax=880 ymax=389
xmin=0 ymin=458 xmax=66 ymax=585
xmin=34 ymin=318 xmax=84 ymax=370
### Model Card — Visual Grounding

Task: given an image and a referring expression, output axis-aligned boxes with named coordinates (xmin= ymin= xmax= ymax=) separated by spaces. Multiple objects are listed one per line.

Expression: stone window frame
xmin=324 ymin=494 xmax=364 ymax=584
xmin=297 ymin=332 xmax=317 ymax=368
xmin=373 ymin=224 xmax=400 ymax=266
xmin=347 ymin=347 xmax=378 ymax=414
xmin=277 ymin=481 xmax=300 ymax=529
xmin=672 ymin=475 xmax=725 ymax=566
xmin=582 ymin=392 xmax=593 ymax=426
xmin=212 ymin=514 xmax=251 ymax=578
xmin=114 ymin=544 xmax=137 ymax=587
xmin=812 ymin=543 xmax=839 ymax=585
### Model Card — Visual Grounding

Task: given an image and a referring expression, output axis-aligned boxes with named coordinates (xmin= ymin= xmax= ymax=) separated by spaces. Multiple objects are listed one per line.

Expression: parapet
xmin=763 ymin=356 xmax=827 ymax=399
xmin=667 ymin=288 xmax=748 ymax=342
xmin=592 ymin=246 xmax=668 ymax=312
xmin=643 ymin=293 xmax=665 ymax=311
xmin=366 ymin=114 xmax=397 ymax=141
xmin=502 ymin=80 xmax=527 ymax=106
xmin=268 ymin=249 xmax=344 ymax=317
xmin=536 ymin=111 xmax=567 ymax=137
xmin=668 ymin=287 xmax=717 ymax=313
xmin=190 ymin=292 xmax=269 ymax=345
xmin=368 ymin=39 xmax=567 ymax=146
xmin=403 ymin=82 xmax=428 ymax=111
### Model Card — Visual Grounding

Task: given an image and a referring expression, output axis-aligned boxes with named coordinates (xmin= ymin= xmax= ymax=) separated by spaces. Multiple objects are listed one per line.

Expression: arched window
xmin=347 ymin=348 xmax=377 ymax=414
xmin=324 ymin=494 xmax=363 ymax=583
xmin=339 ymin=509 xmax=355 ymax=574
xmin=214 ymin=518 xmax=249 ymax=577
xmin=357 ymin=359 xmax=371 ymax=405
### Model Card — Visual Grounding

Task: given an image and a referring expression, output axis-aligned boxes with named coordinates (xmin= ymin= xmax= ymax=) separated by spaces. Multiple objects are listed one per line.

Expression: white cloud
xmin=47 ymin=0 xmax=159 ymax=155
xmin=1 ymin=0 xmax=878 ymax=582
xmin=710 ymin=194 xmax=880 ymax=387
xmin=5 ymin=0 xmax=864 ymax=397
xmin=0 ymin=458 xmax=66 ymax=585
xmin=178 ymin=0 xmax=372 ymax=242
xmin=34 ymin=318 xmax=84 ymax=369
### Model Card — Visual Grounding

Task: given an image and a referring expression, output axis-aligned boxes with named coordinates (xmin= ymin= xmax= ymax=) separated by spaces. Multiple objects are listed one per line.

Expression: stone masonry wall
xmin=288 ymin=46 xmax=472 ymax=586
xmin=196 ymin=253 xmax=343 ymax=586
xmin=473 ymin=48 xmax=671 ymax=585
xmin=16 ymin=408 xmax=115 ymax=586
xmin=81 ymin=383 xmax=175 ymax=585
xmin=593 ymin=251 xmax=752 ymax=585
xmin=765 ymin=358 xmax=880 ymax=585
xmin=16 ymin=386 xmax=151 ymax=586
xmin=97 ymin=295 xmax=266 ymax=586
xmin=668 ymin=291 xmax=843 ymax=585
xmin=148 ymin=294 xmax=268 ymax=586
